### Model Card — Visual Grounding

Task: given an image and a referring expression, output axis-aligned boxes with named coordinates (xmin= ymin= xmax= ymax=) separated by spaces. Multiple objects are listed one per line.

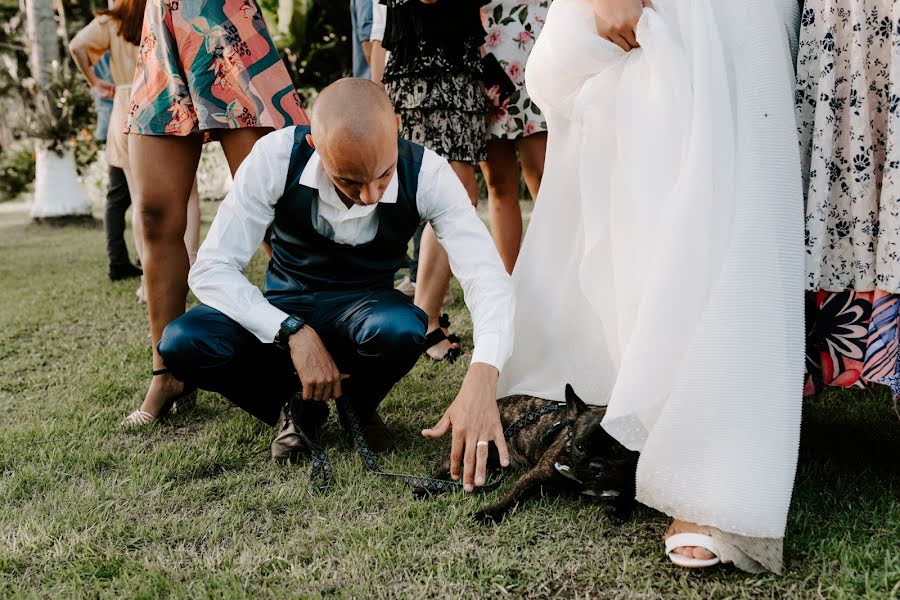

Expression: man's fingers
xmin=474 ymin=439 xmax=489 ymax=486
xmin=421 ymin=415 xmax=450 ymax=439
xmin=462 ymin=437 xmax=477 ymax=492
xmin=301 ymin=381 xmax=313 ymax=400
xmin=332 ymin=379 xmax=343 ymax=400
xmin=449 ymin=431 xmax=463 ymax=481
xmin=494 ymin=426 xmax=511 ymax=468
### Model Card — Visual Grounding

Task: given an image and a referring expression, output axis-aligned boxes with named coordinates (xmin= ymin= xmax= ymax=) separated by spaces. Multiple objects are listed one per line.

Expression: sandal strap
xmin=424 ymin=328 xmax=449 ymax=350
xmin=122 ymin=409 xmax=155 ymax=428
xmin=152 ymin=368 xmax=170 ymax=376
xmin=665 ymin=533 xmax=721 ymax=568
xmin=444 ymin=345 xmax=461 ymax=363
xmin=438 ymin=313 xmax=451 ymax=329
xmin=665 ymin=533 xmax=719 ymax=556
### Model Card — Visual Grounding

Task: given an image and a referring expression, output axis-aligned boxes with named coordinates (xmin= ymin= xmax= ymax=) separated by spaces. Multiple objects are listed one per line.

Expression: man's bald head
xmin=311 ymin=78 xmax=398 ymax=149
xmin=307 ymin=78 xmax=401 ymax=207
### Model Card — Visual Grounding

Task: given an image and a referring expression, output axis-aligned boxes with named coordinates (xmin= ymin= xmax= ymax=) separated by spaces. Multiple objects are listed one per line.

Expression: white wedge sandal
xmin=665 ymin=533 xmax=722 ymax=568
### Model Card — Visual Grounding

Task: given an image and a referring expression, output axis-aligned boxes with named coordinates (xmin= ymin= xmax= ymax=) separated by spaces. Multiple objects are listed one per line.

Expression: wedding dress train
xmin=497 ymin=0 xmax=803 ymax=572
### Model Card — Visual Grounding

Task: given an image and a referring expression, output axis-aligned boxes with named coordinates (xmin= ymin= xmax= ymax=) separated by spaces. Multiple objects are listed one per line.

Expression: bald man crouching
xmin=156 ymin=79 xmax=514 ymax=491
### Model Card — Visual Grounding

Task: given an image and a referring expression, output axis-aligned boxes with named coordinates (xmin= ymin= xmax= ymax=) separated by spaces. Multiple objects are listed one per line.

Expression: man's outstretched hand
xmin=422 ymin=362 xmax=510 ymax=492
xmin=288 ymin=326 xmax=349 ymax=401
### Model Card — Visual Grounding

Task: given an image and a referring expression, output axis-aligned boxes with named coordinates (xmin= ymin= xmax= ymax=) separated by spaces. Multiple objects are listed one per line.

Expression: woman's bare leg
xmin=414 ymin=160 xmax=477 ymax=360
xmin=184 ymin=180 xmax=200 ymax=266
xmin=218 ymin=128 xmax=274 ymax=256
xmin=481 ymin=138 xmax=522 ymax=274
xmin=122 ymin=167 xmax=143 ymax=262
xmin=123 ymin=167 xmax=148 ymax=302
xmin=129 ymin=133 xmax=203 ymax=417
xmin=517 ymin=131 xmax=547 ymax=201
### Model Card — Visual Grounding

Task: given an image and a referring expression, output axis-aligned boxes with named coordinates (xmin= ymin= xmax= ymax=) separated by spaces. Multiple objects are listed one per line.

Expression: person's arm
xmin=369 ymin=2 xmax=387 ymax=86
xmin=370 ymin=42 xmax=386 ymax=86
xmin=417 ymin=151 xmax=516 ymax=492
xmin=188 ymin=128 xmax=348 ymax=401
xmin=68 ymin=18 xmax=115 ymax=99
xmin=591 ymin=0 xmax=653 ymax=51
xmin=188 ymin=129 xmax=290 ymax=340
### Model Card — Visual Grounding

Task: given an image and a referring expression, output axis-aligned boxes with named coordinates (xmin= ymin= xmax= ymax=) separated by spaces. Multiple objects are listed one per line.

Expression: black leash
xmin=292 ymin=397 xmax=567 ymax=495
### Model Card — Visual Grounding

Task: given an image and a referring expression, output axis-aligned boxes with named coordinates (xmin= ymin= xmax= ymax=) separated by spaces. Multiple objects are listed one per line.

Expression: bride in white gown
xmin=497 ymin=0 xmax=803 ymax=572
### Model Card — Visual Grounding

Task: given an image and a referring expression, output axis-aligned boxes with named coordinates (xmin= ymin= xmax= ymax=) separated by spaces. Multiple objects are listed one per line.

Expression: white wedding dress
xmin=497 ymin=0 xmax=803 ymax=572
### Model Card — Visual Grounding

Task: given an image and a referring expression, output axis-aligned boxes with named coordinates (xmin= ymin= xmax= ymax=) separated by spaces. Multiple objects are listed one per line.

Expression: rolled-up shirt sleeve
xmin=188 ymin=127 xmax=295 ymax=343
xmin=417 ymin=150 xmax=515 ymax=371
xmin=370 ymin=2 xmax=387 ymax=42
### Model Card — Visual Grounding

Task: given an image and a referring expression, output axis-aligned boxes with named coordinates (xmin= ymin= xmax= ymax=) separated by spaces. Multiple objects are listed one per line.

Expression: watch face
xmin=283 ymin=315 xmax=304 ymax=332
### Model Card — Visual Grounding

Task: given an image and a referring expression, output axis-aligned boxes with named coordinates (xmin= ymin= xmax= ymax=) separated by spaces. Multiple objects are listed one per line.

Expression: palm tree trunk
xmin=25 ymin=0 xmax=92 ymax=219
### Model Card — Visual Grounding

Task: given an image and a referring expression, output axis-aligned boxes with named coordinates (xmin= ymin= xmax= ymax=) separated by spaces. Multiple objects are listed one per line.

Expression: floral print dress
xmin=796 ymin=0 xmax=900 ymax=398
xmin=481 ymin=1 xmax=550 ymax=139
xmin=380 ymin=0 xmax=488 ymax=164
xmin=125 ymin=0 xmax=308 ymax=138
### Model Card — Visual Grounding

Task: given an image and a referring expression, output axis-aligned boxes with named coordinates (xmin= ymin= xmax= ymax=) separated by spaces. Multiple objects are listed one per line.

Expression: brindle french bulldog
xmin=417 ymin=384 xmax=639 ymax=524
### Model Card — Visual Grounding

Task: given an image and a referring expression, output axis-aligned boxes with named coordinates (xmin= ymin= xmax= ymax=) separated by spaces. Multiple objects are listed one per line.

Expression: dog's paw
xmin=411 ymin=486 xmax=433 ymax=500
xmin=611 ymin=499 xmax=635 ymax=522
xmin=472 ymin=507 xmax=506 ymax=525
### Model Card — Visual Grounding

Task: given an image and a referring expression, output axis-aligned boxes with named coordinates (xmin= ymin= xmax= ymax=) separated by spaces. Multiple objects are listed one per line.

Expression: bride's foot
xmin=121 ymin=370 xmax=194 ymax=427
xmin=664 ymin=520 xmax=719 ymax=566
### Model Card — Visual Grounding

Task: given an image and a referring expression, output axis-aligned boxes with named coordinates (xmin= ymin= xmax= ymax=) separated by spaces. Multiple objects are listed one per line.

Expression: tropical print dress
xmin=125 ymin=0 xmax=308 ymax=137
xmin=481 ymin=1 xmax=550 ymax=139
xmin=796 ymin=0 xmax=900 ymax=399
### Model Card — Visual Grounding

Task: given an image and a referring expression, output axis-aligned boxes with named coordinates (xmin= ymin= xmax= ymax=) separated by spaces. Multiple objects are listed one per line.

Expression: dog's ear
xmin=565 ymin=384 xmax=588 ymax=420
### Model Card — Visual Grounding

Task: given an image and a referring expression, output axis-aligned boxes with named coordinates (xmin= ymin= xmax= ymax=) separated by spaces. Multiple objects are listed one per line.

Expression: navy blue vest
xmin=265 ymin=126 xmax=425 ymax=296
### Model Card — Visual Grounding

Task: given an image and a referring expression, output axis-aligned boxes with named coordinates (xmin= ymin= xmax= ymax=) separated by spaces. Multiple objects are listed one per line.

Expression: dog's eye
xmin=576 ymin=444 xmax=584 ymax=451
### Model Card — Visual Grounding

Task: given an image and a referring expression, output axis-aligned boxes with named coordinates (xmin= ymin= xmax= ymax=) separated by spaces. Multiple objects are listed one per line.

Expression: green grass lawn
xmin=0 ymin=201 xmax=897 ymax=599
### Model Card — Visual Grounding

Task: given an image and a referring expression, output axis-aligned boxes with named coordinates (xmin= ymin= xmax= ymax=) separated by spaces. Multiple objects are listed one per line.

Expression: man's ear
xmin=565 ymin=384 xmax=588 ymax=420
xmin=395 ymin=114 xmax=402 ymax=131
xmin=305 ymin=133 xmax=316 ymax=149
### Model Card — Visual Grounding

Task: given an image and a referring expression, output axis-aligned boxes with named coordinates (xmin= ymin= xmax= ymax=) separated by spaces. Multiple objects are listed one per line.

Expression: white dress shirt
xmin=189 ymin=126 xmax=515 ymax=371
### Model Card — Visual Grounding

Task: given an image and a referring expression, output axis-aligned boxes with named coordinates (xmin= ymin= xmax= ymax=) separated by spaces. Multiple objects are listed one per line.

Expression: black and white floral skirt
xmin=386 ymin=71 xmax=487 ymax=164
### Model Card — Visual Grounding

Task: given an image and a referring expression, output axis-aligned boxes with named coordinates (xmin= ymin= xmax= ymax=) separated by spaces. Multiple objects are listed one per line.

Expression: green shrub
xmin=263 ymin=0 xmax=353 ymax=97
xmin=0 ymin=145 xmax=35 ymax=201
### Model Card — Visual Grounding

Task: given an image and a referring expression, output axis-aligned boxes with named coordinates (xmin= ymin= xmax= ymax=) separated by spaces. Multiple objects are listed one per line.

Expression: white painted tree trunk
xmin=277 ymin=0 xmax=294 ymax=35
xmin=25 ymin=0 xmax=92 ymax=218
xmin=30 ymin=146 xmax=92 ymax=219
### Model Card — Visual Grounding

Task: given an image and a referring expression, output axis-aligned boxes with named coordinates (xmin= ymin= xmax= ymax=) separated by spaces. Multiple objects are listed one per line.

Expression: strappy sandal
xmin=665 ymin=533 xmax=722 ymax=568
xmin=121 ymin=368 xmax=197 ymax=428
xmin=423 ymin=313 xmax=462 ymax=363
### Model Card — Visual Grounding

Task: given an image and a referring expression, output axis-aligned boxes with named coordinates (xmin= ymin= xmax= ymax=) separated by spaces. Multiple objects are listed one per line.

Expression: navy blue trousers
xmin=158 ymin=289 xmax=428 ymax=426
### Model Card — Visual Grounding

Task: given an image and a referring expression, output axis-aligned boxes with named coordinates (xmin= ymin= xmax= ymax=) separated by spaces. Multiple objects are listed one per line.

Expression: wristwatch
xmin=274 ymin=314 xmax=305 ymax=349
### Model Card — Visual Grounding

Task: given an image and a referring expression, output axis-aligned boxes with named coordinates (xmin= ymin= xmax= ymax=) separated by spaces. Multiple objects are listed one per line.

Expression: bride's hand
xmin=591 ymin=0 xmax=653 ymax=51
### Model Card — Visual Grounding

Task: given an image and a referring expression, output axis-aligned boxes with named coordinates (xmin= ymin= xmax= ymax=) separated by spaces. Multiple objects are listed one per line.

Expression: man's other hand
xmin=421 ymin=362 xmax=510 ymax=492
xmin=288 ymin=326 xmax=349 ymax=401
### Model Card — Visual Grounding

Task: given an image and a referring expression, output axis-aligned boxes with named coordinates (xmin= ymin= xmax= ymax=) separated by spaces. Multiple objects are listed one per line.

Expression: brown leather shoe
xmin=271 ymin=397 xmax=328 ymax=462
xmin=341 ymin=408 xmax=395 ymax=454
